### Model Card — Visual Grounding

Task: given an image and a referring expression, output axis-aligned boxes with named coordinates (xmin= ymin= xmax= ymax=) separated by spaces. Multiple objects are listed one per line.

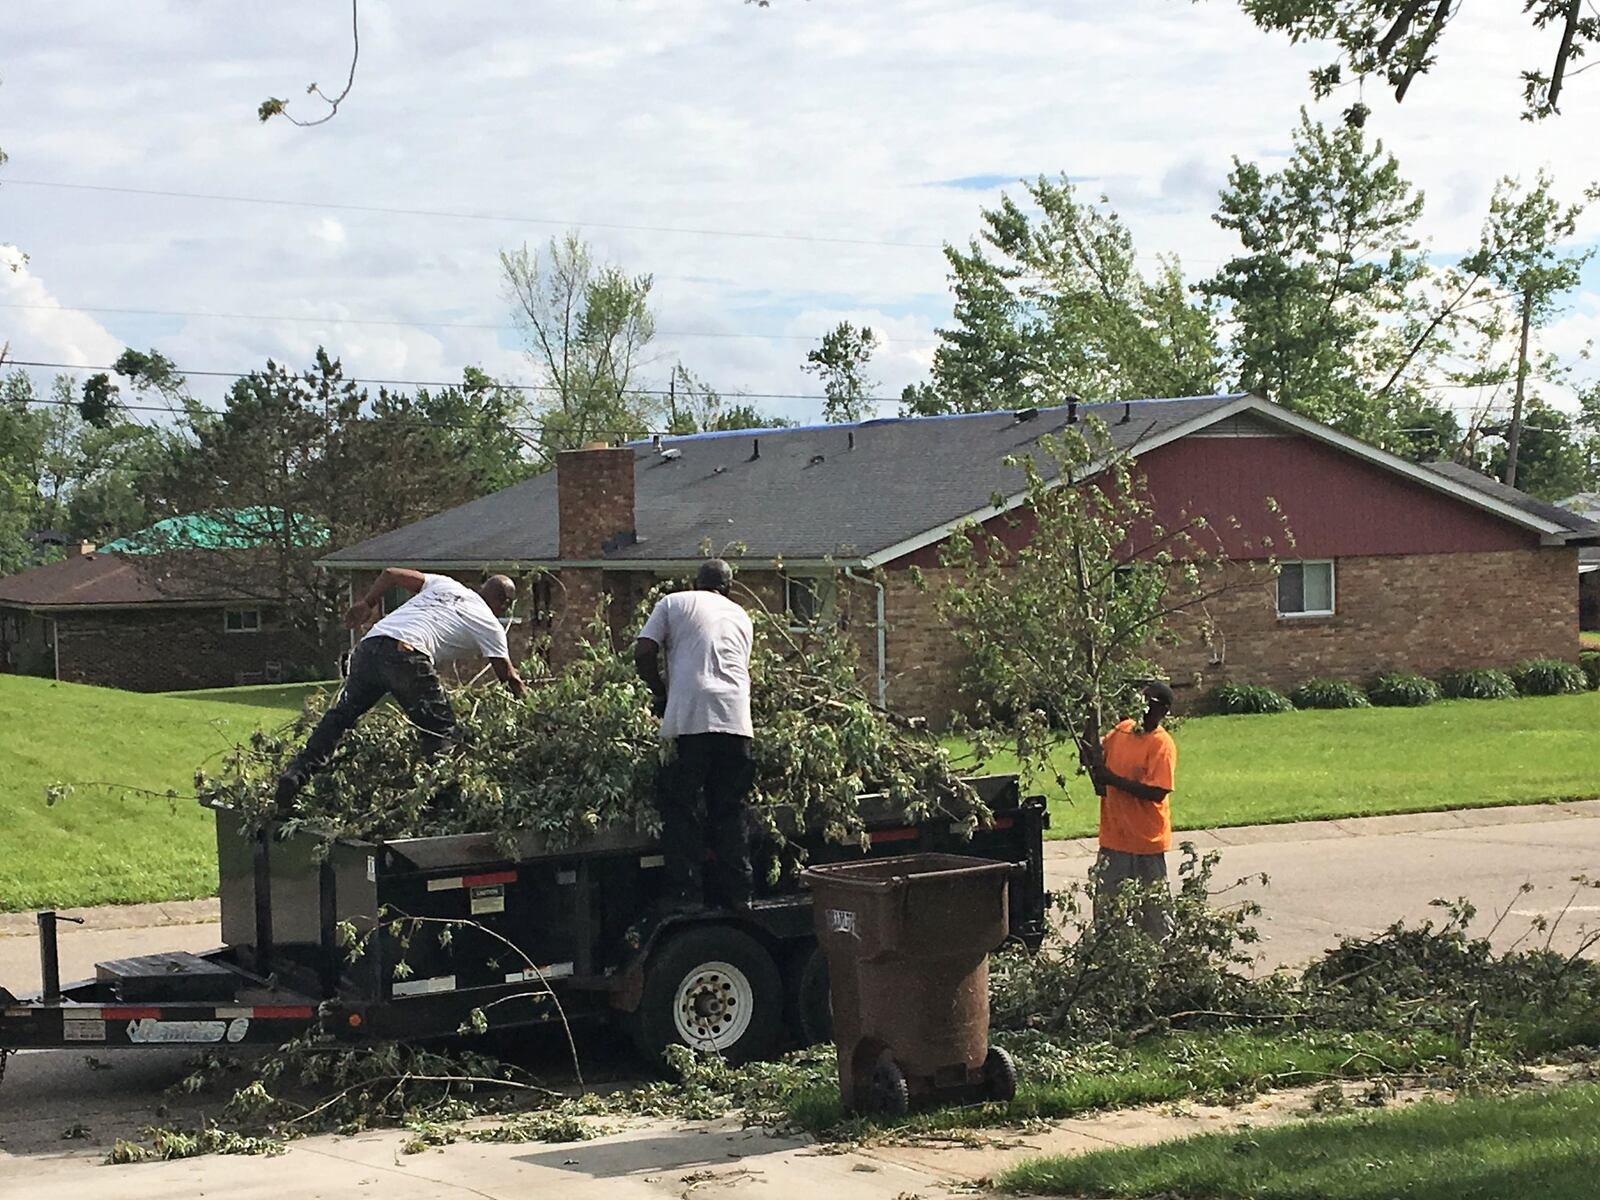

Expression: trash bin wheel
xmin=788 ymin=944 xmax=832 ymax=1046
xmin=982 ymin=1045 xmax=1017 ymax=1103
xmin=630 ymin=925 xmax=784 ymax=1067
xmin=867 ymin=1053 xmax=910 ymax=1117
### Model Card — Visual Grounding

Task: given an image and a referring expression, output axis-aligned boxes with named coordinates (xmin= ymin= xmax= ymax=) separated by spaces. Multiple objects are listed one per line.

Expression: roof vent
xmin=659 ymin=447 xmax=682 ymax=462
xmin=848 ymin=430 xmax=856 ymax=450
xmin=808 ymin=454 xmax=825 ymax=467
xmin=1119 ymin=402 xmax=1132 ymax=424
xmin=1013 ymin=408 xmax=1038 ymax=423
xmin=1065 ymin=395 xmax=1081 ymax=424
xmin=749 ymin=438 xmax=760 ymax=462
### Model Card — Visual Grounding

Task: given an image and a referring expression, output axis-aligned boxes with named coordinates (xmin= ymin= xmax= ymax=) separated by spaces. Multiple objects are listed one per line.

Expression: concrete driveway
xmin=3 ymin=800 xmax=1598 ymax=1197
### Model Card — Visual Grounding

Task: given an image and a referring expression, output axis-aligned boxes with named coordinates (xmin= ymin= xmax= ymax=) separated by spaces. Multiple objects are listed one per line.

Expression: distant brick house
xmin=319 ymin=394 xmax=1597 ymax=721
xmin=0 ymin=544 xmax=305 ymax=692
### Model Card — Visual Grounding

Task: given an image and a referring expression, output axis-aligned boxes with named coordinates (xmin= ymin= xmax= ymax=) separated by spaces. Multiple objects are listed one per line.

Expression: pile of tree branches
xmin=199 ymin=595 xmax=983 ymax=850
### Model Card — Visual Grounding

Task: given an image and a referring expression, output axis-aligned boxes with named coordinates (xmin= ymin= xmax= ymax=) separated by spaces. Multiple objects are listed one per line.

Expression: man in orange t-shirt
xmin=1084 ymin=681 xmax=1178 ymax=937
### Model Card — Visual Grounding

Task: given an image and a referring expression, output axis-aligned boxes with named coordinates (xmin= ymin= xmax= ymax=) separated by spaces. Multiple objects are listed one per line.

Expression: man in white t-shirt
xmin=635 ymin=559 xmax=756 ymax=909
xmin=273 ymin=568 xmax=527 ymax=808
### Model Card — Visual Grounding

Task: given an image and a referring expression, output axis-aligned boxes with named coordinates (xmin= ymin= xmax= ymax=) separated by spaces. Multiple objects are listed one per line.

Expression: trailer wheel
xmin=630 ymin=925 xmax=784 ymax=1067
xmin=789 ymin=944 xmax=833 ymax=1046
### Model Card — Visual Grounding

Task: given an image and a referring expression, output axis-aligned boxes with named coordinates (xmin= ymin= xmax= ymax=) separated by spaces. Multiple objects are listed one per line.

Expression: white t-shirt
xmin=639 ymin=591 xmax=754 ymax=740
xmin=365 ymin=574 xmax=510 ymax=667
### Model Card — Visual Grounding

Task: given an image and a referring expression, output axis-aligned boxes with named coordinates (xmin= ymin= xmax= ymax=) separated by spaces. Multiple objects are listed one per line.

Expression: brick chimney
xmin=556 ymin=447 xmax=637 ymax=559
xmin=65 ymin=541 xmax=96 ymax=558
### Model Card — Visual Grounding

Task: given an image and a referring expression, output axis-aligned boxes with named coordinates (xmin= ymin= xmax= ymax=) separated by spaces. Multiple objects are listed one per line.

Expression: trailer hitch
xmin=37 ymin=910 xmax=84 ymax=1002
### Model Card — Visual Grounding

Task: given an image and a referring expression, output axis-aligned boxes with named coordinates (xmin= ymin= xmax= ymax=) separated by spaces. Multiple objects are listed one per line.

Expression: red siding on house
xmin=1137 ymin=435 xmax=1539 ymax=559
xmin=888 ymin=432 xmax=1539 ymax=569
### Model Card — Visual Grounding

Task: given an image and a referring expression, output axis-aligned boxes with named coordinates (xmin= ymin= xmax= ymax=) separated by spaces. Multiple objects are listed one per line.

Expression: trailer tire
xmin=789 ymin=944 xmax=833 ymax=1046
xmin=630 ymin=925 xmax=784 ymax=1068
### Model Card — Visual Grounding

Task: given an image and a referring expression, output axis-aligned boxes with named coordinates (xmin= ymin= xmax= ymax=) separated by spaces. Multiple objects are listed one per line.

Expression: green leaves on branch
xmin=933 ymin=420 xmax=1282 ymax=794
xmin=207 ymin=590 xmax=983 ymax=850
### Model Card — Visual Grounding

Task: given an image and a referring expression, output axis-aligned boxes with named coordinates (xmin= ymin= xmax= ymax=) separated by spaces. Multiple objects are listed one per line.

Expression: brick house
xmin=319 ymin=394 xmax=1597 ymax=720
xmin=0 ymin=544 xmax=306 ymax=692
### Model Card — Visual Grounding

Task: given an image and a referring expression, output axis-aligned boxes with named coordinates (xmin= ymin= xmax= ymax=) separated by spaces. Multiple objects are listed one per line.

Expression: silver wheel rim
xmin=671 ymin=959 xmax=755 ymax=1052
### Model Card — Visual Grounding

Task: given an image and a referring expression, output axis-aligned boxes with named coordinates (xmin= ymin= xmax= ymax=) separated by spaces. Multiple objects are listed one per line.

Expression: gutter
xmin=842 ymin=567 xmax=888 ymax=710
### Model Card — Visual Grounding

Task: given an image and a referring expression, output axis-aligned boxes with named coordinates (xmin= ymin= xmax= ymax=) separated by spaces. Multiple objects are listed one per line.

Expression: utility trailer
xmin=1 ymin=777 xmax=1047 ymax=1068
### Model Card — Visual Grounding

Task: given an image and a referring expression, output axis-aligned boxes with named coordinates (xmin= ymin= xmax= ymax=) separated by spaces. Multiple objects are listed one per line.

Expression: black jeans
xmin=657 ymin=733 xmax=757 ymax=906
xmin=279 ymin=636 xmax=456 ymax=797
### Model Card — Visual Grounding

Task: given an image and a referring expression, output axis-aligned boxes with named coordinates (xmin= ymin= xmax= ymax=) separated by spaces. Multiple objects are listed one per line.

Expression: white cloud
xmin=0 ymin=245 xmax=125 ymax=367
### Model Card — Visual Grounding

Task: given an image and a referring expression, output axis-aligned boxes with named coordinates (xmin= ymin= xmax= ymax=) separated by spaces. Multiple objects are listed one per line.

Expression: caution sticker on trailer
xmin=470 ymin=883 xmax=506 ymax=915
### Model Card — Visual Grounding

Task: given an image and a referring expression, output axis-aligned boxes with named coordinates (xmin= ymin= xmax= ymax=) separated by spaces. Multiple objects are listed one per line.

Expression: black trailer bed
xmin=3 ymin=776 xmax=1048 ymax=1063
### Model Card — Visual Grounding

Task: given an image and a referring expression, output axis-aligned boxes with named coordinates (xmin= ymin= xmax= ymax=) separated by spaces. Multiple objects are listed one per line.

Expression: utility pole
xmin=1505 ymin=286 xmax=1534 ymax=489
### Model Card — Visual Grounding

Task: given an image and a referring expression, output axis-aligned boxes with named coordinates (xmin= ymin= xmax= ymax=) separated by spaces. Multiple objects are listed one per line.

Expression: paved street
xmin=3 ymin=800 xmax=1598 ymax=1197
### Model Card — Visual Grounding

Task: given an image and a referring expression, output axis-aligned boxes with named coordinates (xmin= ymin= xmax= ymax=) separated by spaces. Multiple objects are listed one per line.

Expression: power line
xmin=0 ymin=301 xmax=941 ymax=347
xmin=1 ymin=356 xmax=907 ymax=410
xmin=1 ymin=178 xmax=945 ymax=251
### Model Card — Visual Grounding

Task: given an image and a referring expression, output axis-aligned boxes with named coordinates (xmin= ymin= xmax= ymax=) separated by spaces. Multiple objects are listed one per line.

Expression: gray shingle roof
xmin=321 ymin=395 xmax=1247 ymax=568
xmin=1423 ymin=462 xmax=1600 ymax=541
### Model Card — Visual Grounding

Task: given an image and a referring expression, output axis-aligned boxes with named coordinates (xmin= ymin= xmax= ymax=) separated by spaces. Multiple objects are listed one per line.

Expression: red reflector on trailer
xmin=871 ymin=827 xmax=918 ymax=843
xmin=102 ymin=1007 xmax=161 ymax=1021
xmin=253 ymin=1005 xmax=315 ymax=1020
xmin=992 ymin=816 xmax=1014 ymax=829
xmin=463 ymin=869 xmax=516 ymax=888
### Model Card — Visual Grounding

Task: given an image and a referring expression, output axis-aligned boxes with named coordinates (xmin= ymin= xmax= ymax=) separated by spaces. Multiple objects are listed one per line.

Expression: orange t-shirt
xmin=1097 ymin=719 xmax=1178 ymax=854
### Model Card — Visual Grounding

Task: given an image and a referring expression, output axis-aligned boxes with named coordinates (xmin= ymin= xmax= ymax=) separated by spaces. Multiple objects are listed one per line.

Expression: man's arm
xmin=634 ymin=637 xmax=667 ymax=717
xmin=344 ymin=567 xmax=429 ymax=629
xmin=488 ymin=656 xmax=527 ymax=699
xmin=1092 ymin=766 xmax=1170 ymax=804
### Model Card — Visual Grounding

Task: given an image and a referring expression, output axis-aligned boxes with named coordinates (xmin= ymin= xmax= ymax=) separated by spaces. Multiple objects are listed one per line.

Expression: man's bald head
xmin=480 ymin=574 xmax=517 ymax=616
xmin=696 ymin=558 xmax=735 ymax=595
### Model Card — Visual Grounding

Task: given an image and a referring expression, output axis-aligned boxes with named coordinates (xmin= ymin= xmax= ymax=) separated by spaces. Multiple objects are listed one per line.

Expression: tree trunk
xmin=1505 ymin=288 xmax=1533 ymax=489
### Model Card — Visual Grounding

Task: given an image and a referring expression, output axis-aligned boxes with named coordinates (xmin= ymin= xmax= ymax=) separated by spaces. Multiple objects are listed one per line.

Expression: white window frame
xmin=223 ymin=607 xmax=263 ymax=634
xmin=1276 ymin=560 xmax=1336 ymax=619
xmin=784 ymin=573 xmax=834 ymax=631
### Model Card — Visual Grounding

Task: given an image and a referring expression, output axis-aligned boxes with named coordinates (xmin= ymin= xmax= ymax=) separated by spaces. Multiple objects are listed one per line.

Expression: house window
xmin=1277 ymin=561 xmax=1335 ymax=618
xmin=785 ymin=574 xmax=834 ymax=630
xmin=224 ymin=608 xmax=263 ymax=634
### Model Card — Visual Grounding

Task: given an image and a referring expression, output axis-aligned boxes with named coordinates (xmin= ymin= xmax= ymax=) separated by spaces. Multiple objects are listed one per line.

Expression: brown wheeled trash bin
xmin=801 ymin=853 xmax=1019 ymax=1115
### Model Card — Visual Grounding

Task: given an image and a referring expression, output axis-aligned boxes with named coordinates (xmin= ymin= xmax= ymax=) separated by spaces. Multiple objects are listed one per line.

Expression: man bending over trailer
xmin=634 ymin=558 xmax=757 ymax=912
xmin=273 ymin=568 xmax=527 ymax=808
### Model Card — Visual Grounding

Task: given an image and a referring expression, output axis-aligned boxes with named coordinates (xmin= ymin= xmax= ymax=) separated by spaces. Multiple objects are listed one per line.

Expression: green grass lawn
xmin=164 ymin=681 xmax=332 ymax=711
xmin=0 ymin=675 xmax=317 ymax=911
xmin=1583 ymin=630 xmax=1600 ymax=649
xmin=998 ymin=1083 xmax=1600 ymax=1200
xmin=956 ymin=692 xmax=1600 ymax=839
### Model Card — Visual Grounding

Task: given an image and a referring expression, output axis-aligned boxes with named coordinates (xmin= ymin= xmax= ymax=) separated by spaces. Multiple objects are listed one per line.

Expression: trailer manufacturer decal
xmin=125 ymin=1017 xmax=249 ymax=1044
xmin=504 ymin=962 xmax=574 ymax=983
xmin=63 ymin=1018 xmax=106 ymax=1041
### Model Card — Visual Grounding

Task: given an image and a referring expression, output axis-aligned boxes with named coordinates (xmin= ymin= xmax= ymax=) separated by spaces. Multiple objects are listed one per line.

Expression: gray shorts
xmin=1093 ymin=848 xmax=1171 ymax=938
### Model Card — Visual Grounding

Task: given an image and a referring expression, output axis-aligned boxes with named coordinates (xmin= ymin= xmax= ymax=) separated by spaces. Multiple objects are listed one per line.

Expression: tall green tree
xmin=1486 ymin=398 xmax=1588 ymax=500
xmin=1466 ymin=174 xmax=1594 ymax=487
xmin=1232 ymin=0 xmax=1599 ymax=120
xmin=803 ymin=322 xmax=880 ymax=423
xmin=1205 ymin=112 xmax=1460 ymax=456
xmin=501 ymin=232 xmax=661 ymax=454
xmin=907 ymin=177 xmax=1221 ymax=416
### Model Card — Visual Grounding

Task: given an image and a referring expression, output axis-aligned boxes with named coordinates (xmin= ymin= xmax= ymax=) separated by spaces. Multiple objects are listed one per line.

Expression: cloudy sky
xmin=3 ymin=0 xmax=1598 ymax=427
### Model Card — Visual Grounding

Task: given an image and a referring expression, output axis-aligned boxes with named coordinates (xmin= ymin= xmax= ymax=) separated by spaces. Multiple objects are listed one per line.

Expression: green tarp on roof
xmin=101 ymin=508 xmax=329 ymax=554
